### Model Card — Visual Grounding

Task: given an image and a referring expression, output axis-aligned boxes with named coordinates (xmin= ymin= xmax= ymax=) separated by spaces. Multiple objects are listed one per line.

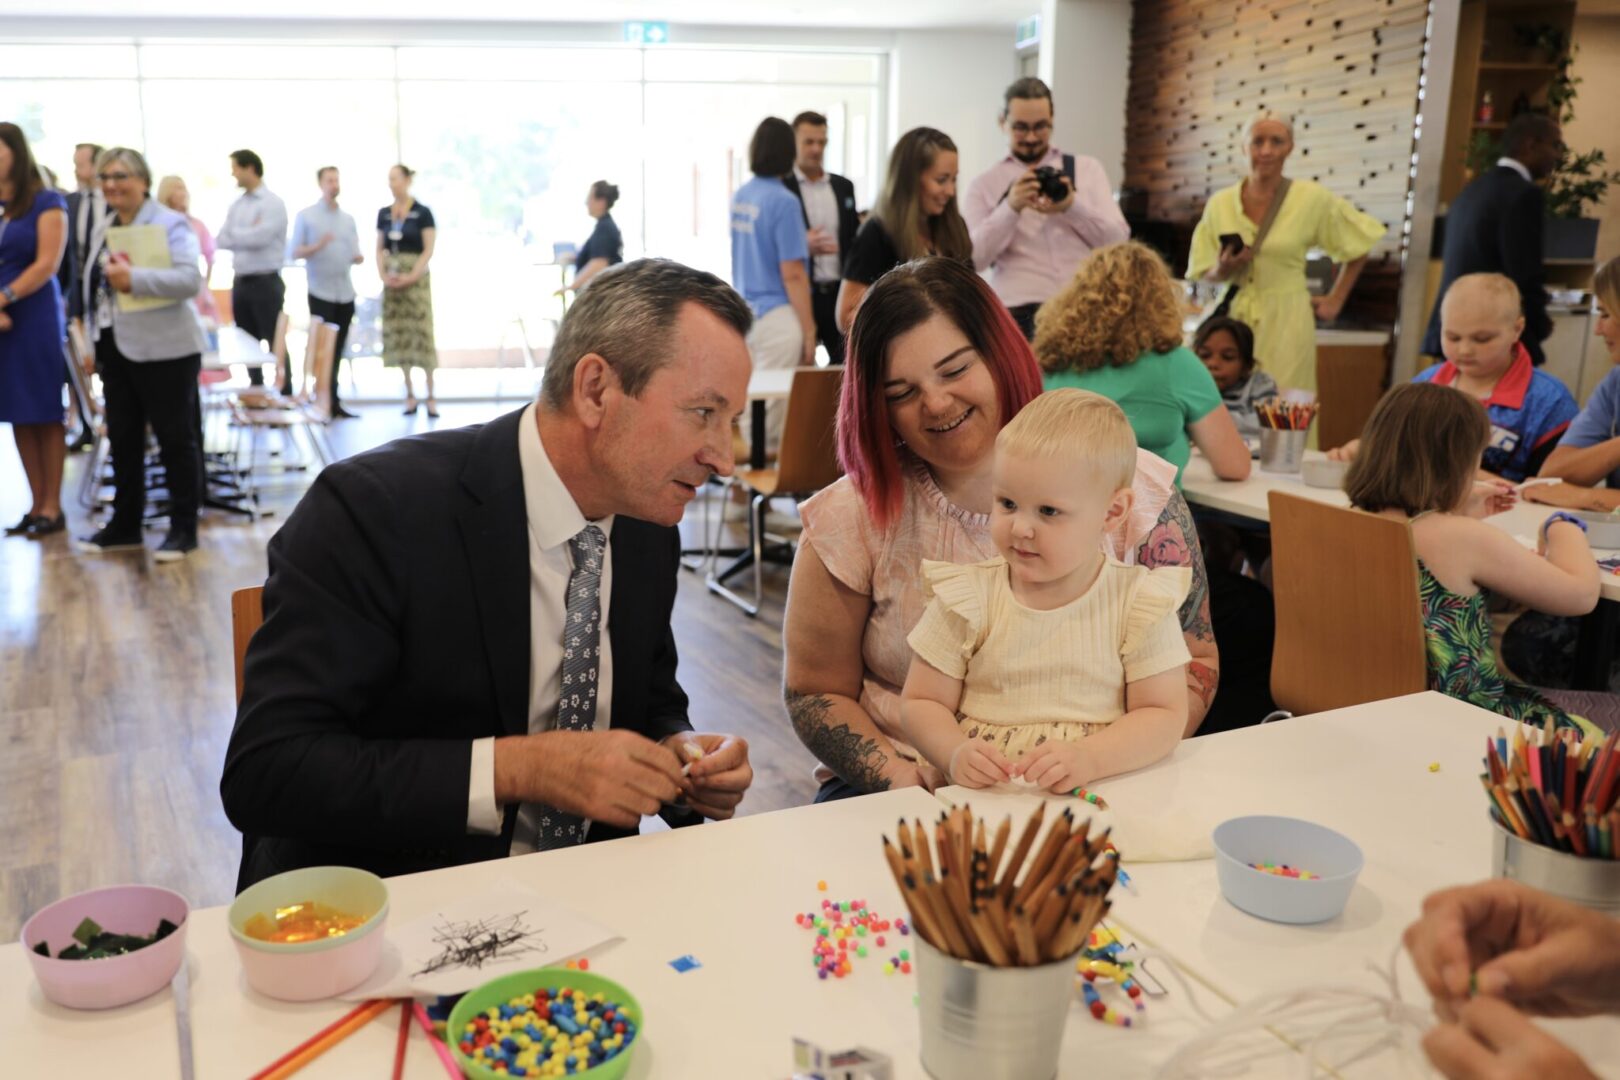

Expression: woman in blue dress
xmin=0 ymin=123 xmax=69 ymax=538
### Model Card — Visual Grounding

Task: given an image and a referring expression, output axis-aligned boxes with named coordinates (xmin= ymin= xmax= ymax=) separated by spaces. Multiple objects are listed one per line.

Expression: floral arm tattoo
xmin=784 ymin=687 xmax=893 ymax=793
xmin=1137 ymin=490 xmax=1220 ymax=720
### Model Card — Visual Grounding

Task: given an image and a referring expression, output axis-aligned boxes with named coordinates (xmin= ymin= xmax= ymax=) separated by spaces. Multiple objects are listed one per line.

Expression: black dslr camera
xmin=1032 ymin=166 xmax=1070 ymax=201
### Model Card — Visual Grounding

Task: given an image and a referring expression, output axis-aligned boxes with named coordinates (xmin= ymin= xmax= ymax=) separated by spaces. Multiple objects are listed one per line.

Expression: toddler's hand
xmin=948 ymin=741 xmax=1013 ymax=789
xmin=1013 ymin=741 xmax=1087 ymax=793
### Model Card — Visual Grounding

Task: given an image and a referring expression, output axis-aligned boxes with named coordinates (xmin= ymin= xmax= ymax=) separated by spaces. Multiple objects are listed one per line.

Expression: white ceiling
xmin=0 ymin=0 xmax=1036 ymax=30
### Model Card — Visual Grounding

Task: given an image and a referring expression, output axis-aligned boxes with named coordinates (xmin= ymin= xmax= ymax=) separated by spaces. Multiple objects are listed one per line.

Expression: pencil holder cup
xmin=1258 ymin=428 xmax=1310 ymax=473
xmin=1490 ymin=817 xmax=1620 ymax=915
xmin=915 ymin=936 xmax=1079 ymax=1080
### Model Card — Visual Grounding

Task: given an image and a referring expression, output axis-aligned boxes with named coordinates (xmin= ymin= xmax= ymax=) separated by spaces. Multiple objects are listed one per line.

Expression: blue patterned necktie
xmin=536 ymin=524 xmax=606 ymax=850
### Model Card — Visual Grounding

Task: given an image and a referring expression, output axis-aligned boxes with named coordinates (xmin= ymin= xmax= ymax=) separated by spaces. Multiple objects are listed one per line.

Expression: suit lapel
xmin=457 ymin=408 xmax=532 ymax=737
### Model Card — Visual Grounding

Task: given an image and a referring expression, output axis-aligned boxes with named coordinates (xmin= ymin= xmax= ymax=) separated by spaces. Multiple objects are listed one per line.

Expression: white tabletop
xmin=748 ymin=366 xmax=842 ymax=402
xmin=203 ymin=325 xmax=271 ymax=372
xmin=937 ymin=692 xmax=1620 ymax=1075
xmin=1181 ymin=451 xmax=1620 ymax=603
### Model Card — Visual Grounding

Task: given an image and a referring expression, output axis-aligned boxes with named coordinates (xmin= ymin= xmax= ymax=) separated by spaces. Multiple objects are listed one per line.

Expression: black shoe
xmin=332 ymin=405 xmax=359 ymax=419
xmin=5 ymin=514 xmax=39 ymax=536
xmin=153 ymin=529 xmax=198 ymax=563
xmin=23 ymin=514 xmax=65 ymax=538
xmin=73 ymin=524 xmax=144 ymax=554
xmin=403 ymin=399 xmax=419 ymax=416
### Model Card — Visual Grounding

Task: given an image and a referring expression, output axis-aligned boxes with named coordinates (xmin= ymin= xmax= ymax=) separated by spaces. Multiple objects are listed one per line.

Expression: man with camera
xmin=963 ymin=77 xmax=1130 ymax=340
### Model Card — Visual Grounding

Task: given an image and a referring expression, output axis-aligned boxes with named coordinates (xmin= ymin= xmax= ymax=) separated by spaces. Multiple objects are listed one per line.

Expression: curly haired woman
xmin=1035 ymin=240 xmax=1250 ymax=486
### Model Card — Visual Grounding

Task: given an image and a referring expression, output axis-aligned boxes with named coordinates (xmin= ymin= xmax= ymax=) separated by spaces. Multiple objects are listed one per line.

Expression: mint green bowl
xmin=448 ymin=968 xmax=644 ymax=1080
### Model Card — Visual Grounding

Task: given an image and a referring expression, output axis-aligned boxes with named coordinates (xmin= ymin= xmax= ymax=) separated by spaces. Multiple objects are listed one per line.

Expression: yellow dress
xmin=1188 ymin=179 xmax=1386 ymax=398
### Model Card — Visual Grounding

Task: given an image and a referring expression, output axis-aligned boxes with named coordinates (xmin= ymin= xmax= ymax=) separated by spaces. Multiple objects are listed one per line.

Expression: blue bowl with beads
xmin=1212 ymin=815 xmax=1363 ymax=925
xmin=448 ymin=967 xmax=643 ymax=1079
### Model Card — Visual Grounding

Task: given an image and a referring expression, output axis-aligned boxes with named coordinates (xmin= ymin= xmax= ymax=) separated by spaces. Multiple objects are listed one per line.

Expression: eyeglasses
xmin=97 ymin=171 xmax=134 ymax=182
xmin=1009 ymin=121 xmax=1052 ymax=137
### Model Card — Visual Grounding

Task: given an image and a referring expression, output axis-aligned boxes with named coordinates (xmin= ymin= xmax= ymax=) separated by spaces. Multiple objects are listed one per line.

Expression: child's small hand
xmin=1466 ymin=478 xmax=1517 ymax=519
xmin=1014 ymin=741 xmax=1087 ymax=794
xmin=948 ymin=740 xmax=1013 ymax=789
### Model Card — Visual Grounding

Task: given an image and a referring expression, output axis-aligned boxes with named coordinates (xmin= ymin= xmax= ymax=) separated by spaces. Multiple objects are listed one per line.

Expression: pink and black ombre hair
xmin=837 ymin=257 xmax=1044 ymax=530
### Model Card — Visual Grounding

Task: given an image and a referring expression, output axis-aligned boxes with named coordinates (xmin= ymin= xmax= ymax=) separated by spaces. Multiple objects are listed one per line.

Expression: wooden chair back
xmin=307 ymin=322 xmax=337 ymax=422
xmin=270 ymin=311 xmax=290 ymax=389
xmin=772 ymin=366 xmax=844 ymax=494
xmin=231 ymin=586 xmax=265 ymax=705
xmin=1268 ymin=491 xmax=1429 ymax=715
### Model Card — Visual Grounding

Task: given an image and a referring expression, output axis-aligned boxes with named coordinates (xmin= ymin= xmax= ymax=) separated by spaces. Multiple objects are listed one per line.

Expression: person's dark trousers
xmin=816 ymin=776 xmax=871 ymax=802
xmin=96 ymin=331 xmax=202 ymax=536
xmin=232 ymin=271 xmax=286 ymax=389
xmin=1195 ymin=567 xmax=1278 ymax=735
xmin=1009 ymin=302 xmax=1041 ymax=342
xmin=810 ymin=281 xmax=845 ymax=366
xmin=306 ymin=294 xmax=355 ymax=409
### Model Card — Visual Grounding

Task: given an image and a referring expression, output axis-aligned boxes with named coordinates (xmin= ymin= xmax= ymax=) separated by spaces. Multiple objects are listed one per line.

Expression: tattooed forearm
xmin=784 ymin=687 xmax=893 ymax=794
xmin=1188 ymin=661 xmax=1217 ymax=710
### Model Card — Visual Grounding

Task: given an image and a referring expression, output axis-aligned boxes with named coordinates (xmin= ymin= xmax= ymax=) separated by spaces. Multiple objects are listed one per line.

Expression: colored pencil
xmin=249 ymin=998 xmax=393 ymax=1080
xmin=410 ymin=1001 xmax=463 ymax=1079
xmin=391 ymin=1000 xmax=411 ymax=1080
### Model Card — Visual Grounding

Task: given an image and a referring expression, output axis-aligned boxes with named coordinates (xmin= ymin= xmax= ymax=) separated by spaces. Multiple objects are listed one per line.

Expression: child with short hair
xmin=1194 ymin=316 xmax=1278 ymax=441
xmin=1346 ymin=382 xmax=1603 ymax=730
xmin=1330 ymin=273 xmax=1577 ymax=482
xmin=899 ymin=389 xmax=1191 ymax=791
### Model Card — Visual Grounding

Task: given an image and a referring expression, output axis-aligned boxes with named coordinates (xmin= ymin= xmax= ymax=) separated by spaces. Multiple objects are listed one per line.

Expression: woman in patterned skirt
xmin=376 ymin=164 xmax=438 ymax=417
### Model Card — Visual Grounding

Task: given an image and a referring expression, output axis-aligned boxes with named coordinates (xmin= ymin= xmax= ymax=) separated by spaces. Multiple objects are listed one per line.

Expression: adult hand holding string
xmin=1403 ymin=879 xmax=1620 ymax=1022
xmin=1420 ymin=995 xmax=1600 ymax=1080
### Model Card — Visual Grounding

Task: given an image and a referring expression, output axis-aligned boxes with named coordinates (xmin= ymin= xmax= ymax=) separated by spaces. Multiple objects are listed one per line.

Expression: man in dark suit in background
xmin=783 ymin=111 xmax=859 ymax=365
xmin=222 ymin=259 xmax=757 ymax=890
xmin=63 ymin=142 xmax=104 ymax=329
xmin=1423 ymin=112 xmax=1564 ymax=366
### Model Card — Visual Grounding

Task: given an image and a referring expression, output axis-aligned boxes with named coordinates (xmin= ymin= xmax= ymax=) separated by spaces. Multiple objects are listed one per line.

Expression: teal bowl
xmin=449 ymin=968 xmax=643 ymax=1079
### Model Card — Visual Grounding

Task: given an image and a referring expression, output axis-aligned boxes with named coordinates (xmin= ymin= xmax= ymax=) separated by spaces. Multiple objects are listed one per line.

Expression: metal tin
xmin=915 ymin=936 xmax=1078 ymax=1080
xmin=1259 ymin=428 xmax=1309 ymax=474
xmin=1490 ymin=817 xmax=1620 ymax=914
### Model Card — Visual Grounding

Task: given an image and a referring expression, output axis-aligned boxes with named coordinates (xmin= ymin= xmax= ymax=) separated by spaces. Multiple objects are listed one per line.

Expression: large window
xmin=0 ymin=40 xmax=885 ymax=370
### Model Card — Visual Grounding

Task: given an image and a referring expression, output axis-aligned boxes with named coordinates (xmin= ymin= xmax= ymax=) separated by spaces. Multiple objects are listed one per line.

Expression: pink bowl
xmin=21 ymin=885 xmax=189 ymax=1010
xmin=227 ymin=866 xmax=389 ymax=1002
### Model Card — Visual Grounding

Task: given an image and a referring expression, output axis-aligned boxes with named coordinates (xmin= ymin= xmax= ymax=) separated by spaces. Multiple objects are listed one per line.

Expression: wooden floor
xmin=0 ymin=402 xmax=817 ymax=941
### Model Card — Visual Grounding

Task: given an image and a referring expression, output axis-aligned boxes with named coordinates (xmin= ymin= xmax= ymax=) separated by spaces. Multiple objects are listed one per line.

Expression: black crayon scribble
xmin=412 ymin=911 xmax=549 ymax=977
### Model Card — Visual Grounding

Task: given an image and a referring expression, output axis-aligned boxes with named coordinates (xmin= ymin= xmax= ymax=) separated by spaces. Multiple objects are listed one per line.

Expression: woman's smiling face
xmin=882 ymin=313 xmax=1002 ymax=474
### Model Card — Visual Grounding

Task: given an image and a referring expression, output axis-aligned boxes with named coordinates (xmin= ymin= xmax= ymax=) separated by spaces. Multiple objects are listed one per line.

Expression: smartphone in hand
xmin=1218 ymin=232 xmax=1245 ymax=255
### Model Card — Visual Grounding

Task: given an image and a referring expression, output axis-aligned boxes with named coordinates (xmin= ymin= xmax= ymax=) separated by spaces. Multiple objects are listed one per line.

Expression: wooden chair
xmin=231 ymin=321 xmax=338 ymax=469
xmin=707 ymin=367 xmax=844 ymax=617
xmin=1267 ymin=491 xmax=1429 ymax=715
xmin=231 ymin=585 xmax=264 ymax=705
xmin=232 ymin=311 xmax=291 ymax=408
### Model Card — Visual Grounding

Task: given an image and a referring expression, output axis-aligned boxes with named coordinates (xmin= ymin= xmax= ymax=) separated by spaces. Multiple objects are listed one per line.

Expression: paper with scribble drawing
xmin=339 ymin=886 xmax=621 ymax=999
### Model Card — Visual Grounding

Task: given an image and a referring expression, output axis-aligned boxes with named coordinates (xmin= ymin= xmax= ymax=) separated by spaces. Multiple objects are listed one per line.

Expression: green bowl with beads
xmin=448 ymin=967 xmax=644 ymax=1079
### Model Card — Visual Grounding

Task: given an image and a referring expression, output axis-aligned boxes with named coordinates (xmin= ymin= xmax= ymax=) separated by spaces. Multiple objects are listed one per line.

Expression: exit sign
xmin=624 ymin=21 xmax=670 ymax=44
xmin=1015 ymin=14 xmax=1040 ymax=49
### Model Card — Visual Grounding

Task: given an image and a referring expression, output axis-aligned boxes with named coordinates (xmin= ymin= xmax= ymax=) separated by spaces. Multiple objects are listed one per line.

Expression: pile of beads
xmin=457 ymin=986 xmax=637 ymax=1076
xmin=795 ymin=896 xmax=913 ymax=980
xmin=1075 ymin=927 xmax=1146 ymax=1028
xmin=1247 ymin=862 xmax=1318 ymax=879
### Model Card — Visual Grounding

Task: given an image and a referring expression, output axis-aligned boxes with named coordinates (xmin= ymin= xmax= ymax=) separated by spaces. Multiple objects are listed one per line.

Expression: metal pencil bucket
xmin=1490 ymin=817 xmax=1620 ymax=915
xmin=1258 ymin=428 xmax=1309 ymax=473
xmin=915 ymin=936 xmax=1078 ymax=1080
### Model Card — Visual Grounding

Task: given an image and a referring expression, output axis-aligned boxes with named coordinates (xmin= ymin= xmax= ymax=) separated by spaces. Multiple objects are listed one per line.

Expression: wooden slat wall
xmin=1125 ymin=0 xmax=1429 ymax=264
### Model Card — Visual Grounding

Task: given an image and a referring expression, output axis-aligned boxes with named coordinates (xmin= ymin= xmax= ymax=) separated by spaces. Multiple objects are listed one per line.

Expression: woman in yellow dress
xmin=1189 ymin=115 xmax=1386 ymax=401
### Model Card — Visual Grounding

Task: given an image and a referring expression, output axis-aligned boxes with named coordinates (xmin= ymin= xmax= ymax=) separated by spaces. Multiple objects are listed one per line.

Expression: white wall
xmin=1040 ymin=0 xmax=1132 ymax=190
xmin=1569 ymin=14 xmax=1620 ymax=266
xmin=890 ymin=28 xmax=1020 ymax=188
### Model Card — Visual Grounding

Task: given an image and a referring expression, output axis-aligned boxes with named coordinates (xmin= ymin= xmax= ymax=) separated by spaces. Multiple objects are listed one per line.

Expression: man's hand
xmin=1422 ymin=996 xmax=1600 ymax=1080
xmin=1035 ymin=175 xmax=1076 ymax=215
xmin=105 ymin=254 xmax=134 ymax=294
xmin=1007 ymin=168 xmax=1042 ymax=213
xmin=317 ymin=232 xmax=334 ymax=251
xmin=808 ymin=227 xmax=839 ymax=256
xmin=0 ymin=311 xmax=11 ymax=332
xmin=494 ymin=729 xmax=683 ymax=830
xmin=663 ymin=732 xmax=753 ymax=820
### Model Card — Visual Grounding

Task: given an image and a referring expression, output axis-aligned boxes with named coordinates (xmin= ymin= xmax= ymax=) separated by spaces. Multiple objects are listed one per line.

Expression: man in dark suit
xmin=63 ymin=142 xmax=104 ymax=328
xmin=1423 ymin=113 xmax=1564 ymax=366
xmin=222 ymin=259 xmax=757 ymax=890
xmin=783 ymin=111 xmax=859 ymax=365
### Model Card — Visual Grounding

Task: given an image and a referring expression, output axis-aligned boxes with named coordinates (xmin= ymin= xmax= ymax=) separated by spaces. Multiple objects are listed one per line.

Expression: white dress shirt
xmin=217 ymin=184 xmax=289 ymax=275
xmin=794 ymin=167 xmax=843 ymax=284
xmin=467 ymin=402 xmax=615 ymax=853
xmin=1497 ymin=157 xmax=1533 ymax=184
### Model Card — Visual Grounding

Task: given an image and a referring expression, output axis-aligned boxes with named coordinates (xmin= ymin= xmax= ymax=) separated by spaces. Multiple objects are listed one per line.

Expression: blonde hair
xmin=1442 ymin=272 xmax=1522 ymax=325
xmin=1592 ymin=256 xmax=1619 ymax=318
xmin=872 ymin=127 xmax=971 ymax=264
xmin=997 ymin=388 xmax=1138 ymax=491
xmin=1033 ymin=241 xmax=1184 ymax=373
xmin=155 ymin=175 xmax=186 ymax=210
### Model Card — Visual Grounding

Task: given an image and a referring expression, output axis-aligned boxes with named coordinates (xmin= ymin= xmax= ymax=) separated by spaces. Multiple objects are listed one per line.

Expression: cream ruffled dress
xmin=906 ymin=556 xmax=1192 ymax=759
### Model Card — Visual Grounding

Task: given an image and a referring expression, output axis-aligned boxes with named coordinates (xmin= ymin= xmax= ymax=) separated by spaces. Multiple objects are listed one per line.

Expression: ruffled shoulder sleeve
xmin=1120 ymin=565 xmax=1193 ymax=682
xmin=905 ymin=558 xmax=1001 ymax=679
xmin=799 ymin=476 xmax=880 ymax=595
xmin=1309 ymin=182 xmax=1386 ymax=263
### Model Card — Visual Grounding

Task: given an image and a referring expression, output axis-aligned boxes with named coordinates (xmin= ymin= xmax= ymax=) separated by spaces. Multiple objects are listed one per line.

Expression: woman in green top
xmin=1034 ymin=241 xmax=1251 ymax=485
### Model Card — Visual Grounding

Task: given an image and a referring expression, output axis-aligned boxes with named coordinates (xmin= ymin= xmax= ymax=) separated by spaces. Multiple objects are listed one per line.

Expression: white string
xmin=1150 ymin=941 xmax=1436 ymax=1079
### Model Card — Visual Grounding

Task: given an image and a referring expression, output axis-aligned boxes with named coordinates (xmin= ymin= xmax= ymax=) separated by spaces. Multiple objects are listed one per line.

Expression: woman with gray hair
xmin=1188 ymin=113 xmax=1385 ymax=404
xmin=73 ymin=146 xmax=209 ymax=562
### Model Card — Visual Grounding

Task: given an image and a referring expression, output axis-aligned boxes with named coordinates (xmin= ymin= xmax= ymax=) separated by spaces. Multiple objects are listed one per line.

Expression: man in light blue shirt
xmin=729 ymin=116 xmax=814 ymax=451
xmin=290 ymin=166 xmax=363 ymax=417
xmin=217 ymin=149 xmax=288 ymax=388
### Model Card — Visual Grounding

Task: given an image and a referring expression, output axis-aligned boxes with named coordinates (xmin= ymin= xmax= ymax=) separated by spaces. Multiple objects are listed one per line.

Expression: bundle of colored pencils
xmin=1256 ymin=400 xmax=1319 ymax=431
xmin=880 ymin=802 xmax=1120 ymax=967
xmin=1482 ymin=722 xmax=1620 ymax=859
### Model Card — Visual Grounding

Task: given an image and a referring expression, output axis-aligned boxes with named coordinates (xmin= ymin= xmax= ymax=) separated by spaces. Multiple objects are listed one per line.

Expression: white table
xmin=938 ymin=692 xmax=1620 ymax=1076
xmin=203 ymin=325 xmax=272 ymax=373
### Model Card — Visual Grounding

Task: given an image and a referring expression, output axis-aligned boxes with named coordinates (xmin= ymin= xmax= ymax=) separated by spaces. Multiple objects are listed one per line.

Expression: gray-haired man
xmin=222 ymin=258 xmax=758 ymax=888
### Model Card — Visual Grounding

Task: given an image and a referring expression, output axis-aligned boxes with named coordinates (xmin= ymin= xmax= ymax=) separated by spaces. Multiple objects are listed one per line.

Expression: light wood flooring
xmin=0 ymin=402 xmax=817 ymax=941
